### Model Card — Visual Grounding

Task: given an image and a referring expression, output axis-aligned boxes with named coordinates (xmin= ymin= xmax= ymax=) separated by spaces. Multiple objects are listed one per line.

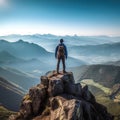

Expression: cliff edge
xmin=9 ymin=71 xmax=113 ymax=120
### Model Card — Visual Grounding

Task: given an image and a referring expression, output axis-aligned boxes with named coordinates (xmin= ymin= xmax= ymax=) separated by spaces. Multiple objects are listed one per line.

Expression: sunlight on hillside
xmin=81 ymin=79 xmax=111 ymax=95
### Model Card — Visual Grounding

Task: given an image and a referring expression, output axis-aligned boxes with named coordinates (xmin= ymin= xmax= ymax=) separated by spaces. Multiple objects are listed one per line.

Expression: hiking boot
xmin=63 ymin=70 xmax=67 ymax=73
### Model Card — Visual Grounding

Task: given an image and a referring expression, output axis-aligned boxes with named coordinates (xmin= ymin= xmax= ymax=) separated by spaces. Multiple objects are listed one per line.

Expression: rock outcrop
xmin=9 ymin=71 xmax=114 ymax=120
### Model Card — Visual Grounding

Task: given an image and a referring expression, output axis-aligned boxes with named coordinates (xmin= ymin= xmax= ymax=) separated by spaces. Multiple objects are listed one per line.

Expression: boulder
xmin=47 ymin=72 xmax=75 ymax=97
xmin=64 ymin=82 xmax=82 ymax=97
xmin=41 ymin=76 xmax=49 ymax=87
xmin=61 ymin=72 xmax=75 ymax=83
xmin=49 ymin=97 xmax=84 ymax=120
xmin=47 ymin=77 xmax=64 ymax=97
xmin=29 ymin=84 xmax=47 ymax=115
xmin=20 ymin=100 xmax=32 ymax=119
xmin=82 ymin=85 xmax=96 ymax=103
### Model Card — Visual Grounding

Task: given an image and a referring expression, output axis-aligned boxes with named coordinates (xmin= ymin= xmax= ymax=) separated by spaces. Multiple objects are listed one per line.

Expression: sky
xmin=0 ymin=0 xmax=120 ymax=36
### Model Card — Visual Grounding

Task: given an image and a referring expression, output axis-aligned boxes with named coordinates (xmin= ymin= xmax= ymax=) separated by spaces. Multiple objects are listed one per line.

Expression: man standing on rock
xmin=55 ymin=39 xmax=68 ymax=74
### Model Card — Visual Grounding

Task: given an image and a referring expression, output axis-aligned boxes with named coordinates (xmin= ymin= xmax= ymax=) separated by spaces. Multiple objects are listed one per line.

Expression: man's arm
xmin=55 ymin=45 xmax=58 ymax=58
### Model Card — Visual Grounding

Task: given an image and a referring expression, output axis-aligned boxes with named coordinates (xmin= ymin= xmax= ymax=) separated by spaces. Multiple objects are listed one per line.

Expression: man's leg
xmin=62 ymin=57 xmax=66 ymax=73
xmin=57 ymin=58 xmax=60 ymax=73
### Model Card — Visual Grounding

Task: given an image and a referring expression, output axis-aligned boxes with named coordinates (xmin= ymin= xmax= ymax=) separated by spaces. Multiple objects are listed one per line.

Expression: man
xmin=55 ymin=39 xmax=68 ymax=74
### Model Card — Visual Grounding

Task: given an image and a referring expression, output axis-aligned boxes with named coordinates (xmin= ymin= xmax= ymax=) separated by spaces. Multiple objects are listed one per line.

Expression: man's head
xmin=60 ymin=39 xmax=64 ymax=43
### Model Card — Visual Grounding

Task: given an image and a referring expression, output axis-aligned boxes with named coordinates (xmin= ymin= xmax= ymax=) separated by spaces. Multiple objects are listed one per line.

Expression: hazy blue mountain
xmin=0 ymin=66 xmax=39 ymax=90
xmin=0 ymin=51 xmax=25 ymax=64
xmin=8 ymin=58 xmax=54 ymax=77
xmin=0 ymin=34 xmax=120 ymax=52
xmin=1 ymin=36 xmax=120 ymax=64
xmin=0 ymin=77 xmax=24 ymax=111
xmin=0 ymin=39 xmax=51 ymax=60
xmin=0 ymin=39 xmax=85 ymax=76
xmin=1 ymin=38 xmax=120 ymax=73
xmin=68 ymin=42 xmax=120 ymax=64
xmin=4 ymin=55 xmax=85 ymax=78
xmin=69 ymin=42 xmax=120 ymax=56
xmin=0 ymin=34 xmax=120 ymax=45
xmin=105 ymin=60 xmax=120 ymax=66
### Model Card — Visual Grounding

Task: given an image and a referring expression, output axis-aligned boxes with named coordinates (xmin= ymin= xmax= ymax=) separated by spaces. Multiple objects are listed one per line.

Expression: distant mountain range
xmin=0 ymin=34 xmax=120 ymax=53
xmin=69 ymin=42 xmax=120 ymax=57
xmin=0 ymin=39 xmax=85 ymax=76
xmin=0 ymin=34 xmax=120 ymax=44
xmin=106 ymin=60 xmax=120 ymax=66
xmin=0 ymin=39 xmax=50 ymax=59
xmin=68 ymin=42 xmax=120 ymax=64
xmin=1 ymin=35 xmax=120 ymax=64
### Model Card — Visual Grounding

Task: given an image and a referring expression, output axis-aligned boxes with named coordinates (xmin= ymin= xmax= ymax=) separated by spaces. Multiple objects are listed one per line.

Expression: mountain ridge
xmin=0 ymin=66 xmax=38 ymax=90
xmin=0 ymin=77 xmax=24 ymax=111
xmin=70 ymin=64 xmax=120 ymax=119
xmin=0 ymin=39 xmax=50 ymax=59
xmin=0 ymin=50 xmax=25 ymax=64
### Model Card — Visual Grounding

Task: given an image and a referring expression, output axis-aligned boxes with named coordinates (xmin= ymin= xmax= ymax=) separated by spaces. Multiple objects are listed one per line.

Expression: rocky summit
xmin=9 ymin=71 xmax=114 ymax=120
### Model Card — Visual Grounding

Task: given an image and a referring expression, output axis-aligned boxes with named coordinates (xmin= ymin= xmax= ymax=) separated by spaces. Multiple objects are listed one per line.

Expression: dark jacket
xmin=55 ymin=43 xmax=68 ymax=59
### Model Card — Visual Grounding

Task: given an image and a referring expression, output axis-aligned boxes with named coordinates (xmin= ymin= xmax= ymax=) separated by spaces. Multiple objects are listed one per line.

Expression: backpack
xmin=58 ymin=45 xmax=65 ymax=57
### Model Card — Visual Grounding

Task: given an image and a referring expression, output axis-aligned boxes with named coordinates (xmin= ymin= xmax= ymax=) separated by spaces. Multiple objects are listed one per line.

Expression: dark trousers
xmin=57 ymin=56 xmax=65 ymax=73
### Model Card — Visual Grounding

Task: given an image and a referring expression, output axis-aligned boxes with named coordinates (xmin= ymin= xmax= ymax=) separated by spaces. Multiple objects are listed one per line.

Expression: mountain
xmin=0 ymin=39 xmax=50 ymax=59
xmin=1 ymin=34 xmax=120 ymax=53
xmin=70 ymin=64 xmax=120 ymax=97
xmin=68 ymin=42 xmax=120 ymax=64
xmin=9 ymin=71 xmax=113 ymax=120
xmin=0 ymin=66 xmax=38 ymax=90
xmin=13 ymin=56 xmax=85 ymax=77
xmin=0 ymin=77 xmax=24 ymax=111
xmin=106 ymin=60 xmax=120 ymax=66
xmin=78 ymin=65 xmax=120 ymax=88
xmin=0 ymin=51 xmax=24 ymax=64
xmin=70 ymin=65 xmax=120 ymax=119
xmin=0 ymin=39 xmax=85 ymax=76
xmin=0 ymin=34 xmax=120 ymax=45
xmin=69 ymin=42 xmax=120 ymax=57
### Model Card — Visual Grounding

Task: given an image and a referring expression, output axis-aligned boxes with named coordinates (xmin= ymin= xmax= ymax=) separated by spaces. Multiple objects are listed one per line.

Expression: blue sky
xmin=0 ymin=0 xmax=120 ymax=36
